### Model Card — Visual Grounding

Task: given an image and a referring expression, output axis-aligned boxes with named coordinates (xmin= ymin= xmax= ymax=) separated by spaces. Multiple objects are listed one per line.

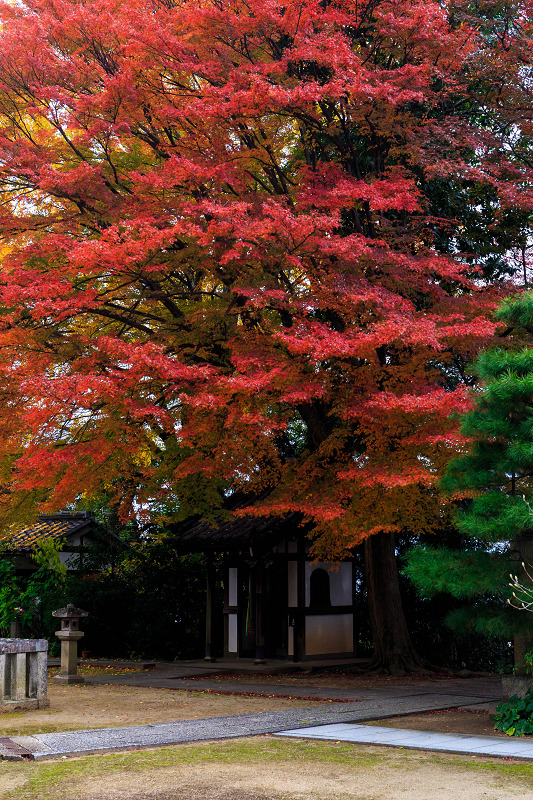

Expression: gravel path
xmin=0 ymin=668 xmax=506 ymax=761
xmin=0 ymin=681 xmax=502 ymax=761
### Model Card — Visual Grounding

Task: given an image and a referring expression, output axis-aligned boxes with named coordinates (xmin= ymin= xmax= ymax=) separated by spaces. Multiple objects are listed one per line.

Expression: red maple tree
xmin=0 ymin=0 xmax=530 ymax=669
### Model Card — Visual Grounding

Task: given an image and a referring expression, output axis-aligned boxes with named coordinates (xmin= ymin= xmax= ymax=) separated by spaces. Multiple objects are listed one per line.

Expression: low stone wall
xmin=0 ymin=638 xmax=49 ymax=710
xmin=502 ymin=675 xmax=533 ymax=700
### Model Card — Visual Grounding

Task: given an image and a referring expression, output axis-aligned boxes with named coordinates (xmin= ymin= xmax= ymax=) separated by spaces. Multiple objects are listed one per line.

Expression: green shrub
xmin=36 ymin=547 xmax=208 ymax=661
xmin=514 ymin=650 xmax=533 ymax=676
xmin=494 ymin=689 xmax=533 ymax=736
xmin=0 ymin=538 xmax=67 ymax=636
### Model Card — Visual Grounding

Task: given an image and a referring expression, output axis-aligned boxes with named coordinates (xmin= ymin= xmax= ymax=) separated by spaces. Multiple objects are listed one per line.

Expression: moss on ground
xmin=0 ymin=737 xmax=532 ymax=800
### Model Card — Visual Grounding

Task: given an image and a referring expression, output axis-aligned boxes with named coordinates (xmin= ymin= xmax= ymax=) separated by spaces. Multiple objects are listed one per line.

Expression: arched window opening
xmin=309 ymin=568 xmax=331 ymax=608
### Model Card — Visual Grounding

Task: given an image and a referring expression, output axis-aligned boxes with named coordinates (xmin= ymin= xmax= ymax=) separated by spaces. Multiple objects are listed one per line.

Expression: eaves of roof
xmin=0 ymin=513 xmax=103 ymax=553
xmin=171 ymin=509 xmax=306 ymax=553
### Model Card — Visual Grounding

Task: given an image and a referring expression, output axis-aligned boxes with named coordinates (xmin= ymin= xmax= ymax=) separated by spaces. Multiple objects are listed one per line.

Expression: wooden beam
xmin=204 ymin=560 xmax=216 ymax=661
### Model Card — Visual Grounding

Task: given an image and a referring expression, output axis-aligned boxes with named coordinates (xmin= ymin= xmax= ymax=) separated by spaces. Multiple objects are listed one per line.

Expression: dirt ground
xmin=49 ymin=754 xmax=533 ymax=800
xmin=0 ymin=671 xmax=531 ymax=800
xmin=0 ymin=668 xmax=511 ymax=739
xmin=372 ymin=708 xmax=512 ymax=738
xmin=0 ymin=679 xmax=323 ymax=737
xmin=1 ymin=737 xmax=533 ymax=800
xmin=183 ymin=670 xmax=472 ymax=690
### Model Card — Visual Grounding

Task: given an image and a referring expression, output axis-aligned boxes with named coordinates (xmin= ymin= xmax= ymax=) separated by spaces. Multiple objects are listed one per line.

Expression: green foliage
xmin=0 ymin=558 xmax=20 ymax=630
xmin=403 ymin=546 xmax=509 ymax=600
xmin=444 ymin=603 xmax=515 ymax=638
xmin=495 ymin=294 xmax=533 ymax=332
xmin=34 ymin=532 xmax=207 ymax=660
xmin=455 ymin=494 xmax=533 ymax=541
xmin=31 ymin=537 xmax=68 ymax=577
xmin=398 ymin=533 xmax=513 ymax=670
xmin=513 ymin=651 xmax=533 ymax=676
xmin=0 ymin=542 xmax=67 ymax=635
xmin=494 ymin=689 xmax=533 ymax=736
xmin=406 ymin=293 xmax=533 ymax=653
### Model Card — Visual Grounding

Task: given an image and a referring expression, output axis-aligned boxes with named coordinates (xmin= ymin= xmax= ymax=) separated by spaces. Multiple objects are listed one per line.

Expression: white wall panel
xmin=228 ymin=567 xmax=238 ymax=607
xmin=228 ymin=614 xmax=238 ymax=653
xmin=305 ymin=614 xmax=353 ymax=656
xmin=305 ymin=562 xmax=352 ymax=606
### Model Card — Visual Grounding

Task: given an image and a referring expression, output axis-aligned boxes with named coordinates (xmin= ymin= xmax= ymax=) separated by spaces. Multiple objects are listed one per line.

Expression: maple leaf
xmin=0 ymin=0 xmax=529 ymax=670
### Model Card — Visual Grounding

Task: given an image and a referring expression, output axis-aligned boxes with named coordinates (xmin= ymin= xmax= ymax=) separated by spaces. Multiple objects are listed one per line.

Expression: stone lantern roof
xmin=52 ymin=604 xmax=89 ymax=619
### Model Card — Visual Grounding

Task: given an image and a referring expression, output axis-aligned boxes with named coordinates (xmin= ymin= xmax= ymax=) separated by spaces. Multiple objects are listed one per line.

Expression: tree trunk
xmin=364 ymin=531 xmax=424 ymax=675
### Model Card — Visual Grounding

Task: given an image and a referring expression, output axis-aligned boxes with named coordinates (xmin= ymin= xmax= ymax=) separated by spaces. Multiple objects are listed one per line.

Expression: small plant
xmin=508 ymin=555 xmax=533 ymax=613
xmin=494 ymin=689 xmax=533 ymax=736
xmin=513 ymin=650 xmax=533 ymax=676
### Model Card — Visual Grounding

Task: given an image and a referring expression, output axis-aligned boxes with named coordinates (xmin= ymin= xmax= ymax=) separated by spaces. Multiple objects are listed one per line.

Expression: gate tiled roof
xmin=171 ymin=494 xmax=305 ymax=552
xmin=1 ymin=512 xmax=98 ymax=552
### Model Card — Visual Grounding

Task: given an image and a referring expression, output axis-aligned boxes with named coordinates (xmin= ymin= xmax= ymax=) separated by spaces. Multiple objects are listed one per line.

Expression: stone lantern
xmin=52 ymin=604 xmax=89 ymax=684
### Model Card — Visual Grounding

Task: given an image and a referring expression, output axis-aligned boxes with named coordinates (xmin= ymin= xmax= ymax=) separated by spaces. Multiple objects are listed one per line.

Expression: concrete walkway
xmin=0 ymin=693 xmax=505 ymax=761
xmin=0 ymin=672 xmax=515 ymax=761
xmin=277 ymin=722 xmax=533 ymax=760
xmin=86 ymin=668 xmax=502 ymax=706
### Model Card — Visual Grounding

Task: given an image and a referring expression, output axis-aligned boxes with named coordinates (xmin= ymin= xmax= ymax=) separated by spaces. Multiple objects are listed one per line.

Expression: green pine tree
xmin=405 ymin=292 xmax=533 ymax=669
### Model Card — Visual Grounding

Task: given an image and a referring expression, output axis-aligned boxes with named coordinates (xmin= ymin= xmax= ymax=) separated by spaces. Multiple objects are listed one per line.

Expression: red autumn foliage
xmin=0 ymin=0 xmax=528 ymax=553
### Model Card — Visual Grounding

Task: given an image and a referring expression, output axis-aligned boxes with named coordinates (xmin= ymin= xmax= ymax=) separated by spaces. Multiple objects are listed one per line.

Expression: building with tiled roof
xmin=1 ymin=511 xmax=113 ymax=572
xmin=170 ymin=495 xmax=356 ymax=665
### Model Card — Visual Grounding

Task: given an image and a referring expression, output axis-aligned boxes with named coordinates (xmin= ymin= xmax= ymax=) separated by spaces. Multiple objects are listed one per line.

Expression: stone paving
xmin=87 ymin=670 xmax=502 ymax=703
xmin=0 ymin=663 xmax=522 ymax=762
xmin=277 ymin=722 xmax=533 ymax=759
xmin=0 ymin=671 xmax=508 ymax=761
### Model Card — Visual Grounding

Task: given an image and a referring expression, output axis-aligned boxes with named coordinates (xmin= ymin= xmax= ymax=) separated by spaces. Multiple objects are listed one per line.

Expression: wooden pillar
xmin=254 ymin=560 xmax=266 ymax=663
xmin=295 ymin=537 xmax=306 ymax=662
xmin=351 ymin=560 xmax=357 ymax=657
xmin=204 ymin=560 xmax=217 ymax=661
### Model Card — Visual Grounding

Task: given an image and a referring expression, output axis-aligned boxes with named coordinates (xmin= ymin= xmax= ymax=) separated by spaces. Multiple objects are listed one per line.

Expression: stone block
xmin=52 ymin=605 xmax=87 ymax=682
xmin=0 ymin=638 xmax=48 ymax=653
xmin=52 ymin=674 xmax=85 ymax=684
xmin=0 ymin=638 xmax=49 ymax=709
xmin=502 ymin=675 xmax=533 ymax=699
xmin=0 ymin=698 xmax=50 ymax=710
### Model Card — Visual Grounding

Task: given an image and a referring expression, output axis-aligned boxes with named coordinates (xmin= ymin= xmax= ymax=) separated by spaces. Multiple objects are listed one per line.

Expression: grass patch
xmin=2 ymin=736 xmax=533 ymax=800
xmin=48 ymin=666 xmax=142 ymax=677
xmin=0 ymin=738 xmax=382 ymax=800
xmin=0 ymin=723 xmax=107 ymax=737
xmin=430 ymin=751 xmax=533 ymax=781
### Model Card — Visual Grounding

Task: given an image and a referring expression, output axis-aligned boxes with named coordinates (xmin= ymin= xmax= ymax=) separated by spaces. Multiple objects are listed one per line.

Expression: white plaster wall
xmin=59 ymin=551 xmax=83 ymax=570
xmin=228 ymin=613 xmax=238 ymax=653
xmin=330 ymin=562 xmax=352 ymax=606
xmin=305 ymin=562 xmax=352 ymax=606
xmin=305 ymin=614 xmax=353 ymax=656
xmin=228 ymin=567 xmax=238 ymax=607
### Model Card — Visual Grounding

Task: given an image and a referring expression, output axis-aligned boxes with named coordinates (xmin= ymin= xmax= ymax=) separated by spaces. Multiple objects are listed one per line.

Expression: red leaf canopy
xmin=0 ymin=0 xmax=528 ymax=552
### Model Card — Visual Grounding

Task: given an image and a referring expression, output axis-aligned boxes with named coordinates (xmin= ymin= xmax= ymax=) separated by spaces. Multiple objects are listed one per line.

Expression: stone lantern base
xmin=52 ymin=673 xmax=85 ymax=684
xmin=52 ymin=630 xmax=85 ymax=684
